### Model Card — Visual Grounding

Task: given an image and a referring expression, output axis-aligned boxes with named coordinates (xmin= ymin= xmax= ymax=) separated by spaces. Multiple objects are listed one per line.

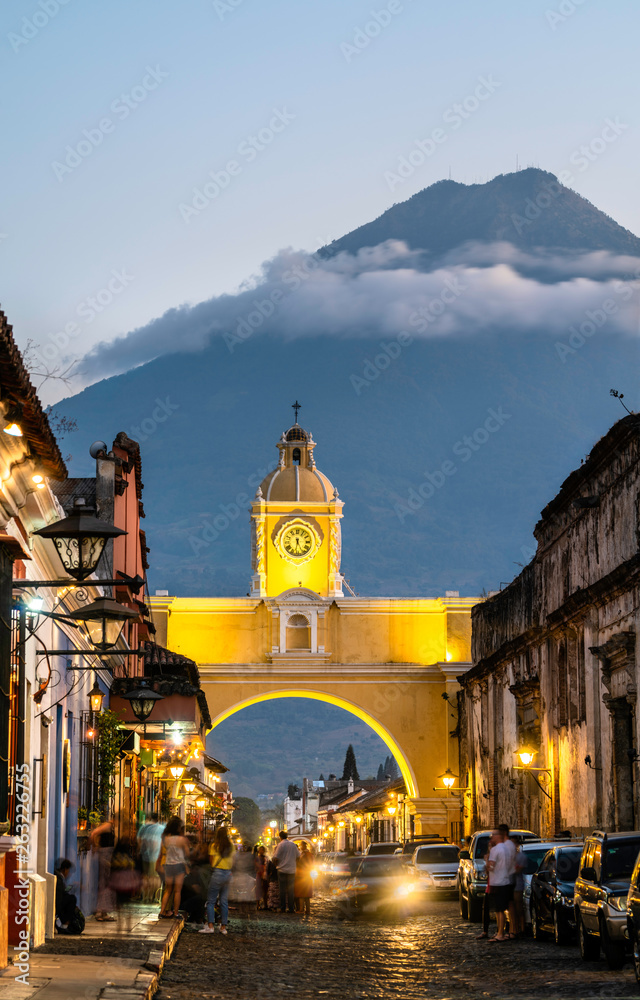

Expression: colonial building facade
xmin=458 ymin=415 xmax=640 ymax=838
xmin=152 ymin=417 xmax=475 ymax=839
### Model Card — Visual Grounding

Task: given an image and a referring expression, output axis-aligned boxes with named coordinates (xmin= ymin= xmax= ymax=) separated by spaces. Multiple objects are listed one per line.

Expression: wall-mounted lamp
xmin=584 ymin=754 xmax=602 ymax=771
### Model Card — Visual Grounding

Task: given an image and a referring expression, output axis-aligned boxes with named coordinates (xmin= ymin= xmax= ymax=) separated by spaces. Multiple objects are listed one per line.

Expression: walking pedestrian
xmin=109 ymin=835 xmax=142 ymax=932
xmin=90 ymin=817 xmax=116 ymax=921
xmin=254 ymin=845 xmax=268 ymax=910
xmin=160 ymin=817 xmax=190 ymax=918
xmin=230 ymin=842 xmax=257 ymax=919
xmin=511 ymin=835 xmax=526 ymax=938
xmin=266 ymin=856 xmax=280 ymax=910
xmin=486 ymin=824 xmax=516 ymax=942
xmin=476 ymin=831 xmax=499 ymax=940
xmin=294 ymin=842 xmax=314 ymax=916
xmin=273 ymin=831 xmax=300 ymax=914
xmin=200 ymin=827 xmax=235 ymax=935
xmin=137 ymin=812 xmax=164 ymax=903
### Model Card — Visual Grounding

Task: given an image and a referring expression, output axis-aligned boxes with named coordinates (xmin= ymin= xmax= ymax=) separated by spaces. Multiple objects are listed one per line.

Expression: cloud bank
xmin=79 ymin=241 xmax=640 ymax=382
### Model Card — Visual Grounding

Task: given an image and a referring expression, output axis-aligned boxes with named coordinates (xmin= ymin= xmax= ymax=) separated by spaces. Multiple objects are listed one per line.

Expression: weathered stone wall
xmin=460 ymin=415 xmax=640 ymax=838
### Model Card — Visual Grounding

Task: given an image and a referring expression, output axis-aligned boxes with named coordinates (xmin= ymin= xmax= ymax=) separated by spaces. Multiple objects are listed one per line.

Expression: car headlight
xmin=608 ymin=895 xmax=628 ymax=912
xmin=310 ymin=869 xmax=318 ymax=880
xmin=396 ymin=882 xmax=418 ymax=897
xmin=476 ymin=871 xmax=488 ymax=882
xmin=524 ymin=885 xmax=531 ymax=898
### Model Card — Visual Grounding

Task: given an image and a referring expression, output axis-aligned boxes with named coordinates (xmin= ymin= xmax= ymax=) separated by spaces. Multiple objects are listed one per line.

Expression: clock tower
xmin=250 ymin=414 xmax=343 ymax=599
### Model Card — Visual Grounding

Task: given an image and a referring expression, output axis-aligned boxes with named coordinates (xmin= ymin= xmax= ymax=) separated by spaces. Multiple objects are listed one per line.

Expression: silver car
xmin=408 ymin=843 xmax=460 ymax=895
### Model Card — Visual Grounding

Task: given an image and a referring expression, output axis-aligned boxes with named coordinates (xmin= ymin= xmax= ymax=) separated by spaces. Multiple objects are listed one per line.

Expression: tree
xmin=341 ymin=744 xmax=359 ymax=781
xmin=376 ymin=763 xmax=384 ymax=781
xmin=231 ymin=796 xmax=262 ymax=843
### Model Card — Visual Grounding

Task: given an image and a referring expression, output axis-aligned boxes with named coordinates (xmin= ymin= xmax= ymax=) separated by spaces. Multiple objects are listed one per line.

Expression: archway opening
xmin=207 ymin=689 xmax=416 ymax=798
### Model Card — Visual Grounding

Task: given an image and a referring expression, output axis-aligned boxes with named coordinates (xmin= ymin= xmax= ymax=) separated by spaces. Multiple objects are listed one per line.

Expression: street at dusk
xmin=0 ymin=1 xmax=639 ymax=998
xmin=157 ymin=895 xmax=638 ymax=1000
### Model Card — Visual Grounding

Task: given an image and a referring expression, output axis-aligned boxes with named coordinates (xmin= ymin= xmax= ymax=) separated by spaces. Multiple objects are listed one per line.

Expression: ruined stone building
xmin=458 ymin=414 xmax=640 ymax=838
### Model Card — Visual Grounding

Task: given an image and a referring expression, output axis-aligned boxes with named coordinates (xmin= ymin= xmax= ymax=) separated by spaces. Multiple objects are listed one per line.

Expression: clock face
xmin=282 ymin=526 xmax=313 ymax=557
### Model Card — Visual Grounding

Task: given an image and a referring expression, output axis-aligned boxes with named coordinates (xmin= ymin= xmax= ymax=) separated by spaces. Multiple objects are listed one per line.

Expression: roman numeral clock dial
xmin=283 ymin=526 xmax=312 ymax=556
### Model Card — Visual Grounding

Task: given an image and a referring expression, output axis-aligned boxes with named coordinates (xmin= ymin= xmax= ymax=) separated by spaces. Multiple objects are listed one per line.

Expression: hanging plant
xmin=95 ymin=709 xmax=127 ymax=814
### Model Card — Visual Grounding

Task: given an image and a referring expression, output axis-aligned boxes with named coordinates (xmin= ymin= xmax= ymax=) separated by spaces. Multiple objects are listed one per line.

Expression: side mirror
xmin=459 ymin=850 xmax=470 ymax=860
xmin=581 ymin=866 xmax=597 ymax=882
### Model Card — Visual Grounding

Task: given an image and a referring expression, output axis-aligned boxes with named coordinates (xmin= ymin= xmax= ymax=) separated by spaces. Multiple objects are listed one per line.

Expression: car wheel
xmin=599 ymin=915 xmax=626 ymax=970
xmin=578 ymin=914 xmax=600 ymax=962
xmin=553 ymin=907 xmax=569 ymax=946
xmin=532 ymin=903 xmax=548 ymax=941
xmin=459 ymin=886 xmax=469 ymax=920
xmin=468 ymin=894 xmax=483 ymax=923
xmin=632 ymin=928 xmax=640 ymax=983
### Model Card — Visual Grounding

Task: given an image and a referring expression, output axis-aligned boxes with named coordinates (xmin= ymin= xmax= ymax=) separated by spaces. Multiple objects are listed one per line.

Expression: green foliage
xmin=232 ymin=796 xmax=262 ymax=843
xmin=95 ymin=709 xmax=126 ymax=814
xmin=342 ymin=744 xmax=359 ymax=781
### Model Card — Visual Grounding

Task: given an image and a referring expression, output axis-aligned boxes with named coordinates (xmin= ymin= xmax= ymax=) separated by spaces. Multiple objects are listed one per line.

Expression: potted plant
xmin=78 ymin=807 xmax=87 ymax=831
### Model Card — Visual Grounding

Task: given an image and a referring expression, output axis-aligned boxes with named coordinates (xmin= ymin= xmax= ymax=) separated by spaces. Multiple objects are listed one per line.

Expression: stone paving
xmin=155 ymin=896 xmax=639 ymax=1000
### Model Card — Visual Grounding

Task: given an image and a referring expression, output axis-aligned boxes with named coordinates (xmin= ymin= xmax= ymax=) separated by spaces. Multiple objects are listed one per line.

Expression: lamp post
xmin=70 ymin=598 xmax=139 ymax=652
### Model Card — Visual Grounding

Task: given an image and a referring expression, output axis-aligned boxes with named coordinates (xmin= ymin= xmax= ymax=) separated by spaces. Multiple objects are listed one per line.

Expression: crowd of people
xmin=476 ymin=824 xmax=526 ymax=943
xmin=54 ymin=814 xmax=317 ymax=936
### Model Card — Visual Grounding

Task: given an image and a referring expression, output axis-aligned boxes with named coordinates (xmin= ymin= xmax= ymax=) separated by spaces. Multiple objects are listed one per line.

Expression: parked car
xmin=407 ymin=843 xmax=460 ymax=895
xmin=334 ymin=855 xmax=421 ymax=917
xmin=520 ymin=841 xmax=572 ymax=925
xmin=364 ymin=842 xmax=402 ymax=856
xmin=625 ymin=849 xmax=640 ymax=983
xmin=458 ymin=829 xmax=539 ymax=922
xmin=574 ymin=830 xmax=640 ymax=969
xmin=395 ymin=836 xmax=449 ymax=857
xmin=529 ymin=843 xmax=583 ymax=944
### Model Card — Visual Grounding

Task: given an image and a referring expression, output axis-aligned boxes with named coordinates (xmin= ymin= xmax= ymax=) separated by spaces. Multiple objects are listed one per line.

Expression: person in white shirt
xmin=273 ymin=831 xmax=300 ymax=913
xmin=487 ymin=823 xmax=516 ymax=941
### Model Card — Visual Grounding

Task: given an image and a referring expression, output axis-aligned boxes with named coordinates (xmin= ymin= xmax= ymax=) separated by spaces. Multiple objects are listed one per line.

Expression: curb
xmin=99 ymin=915 xmax=184 ymax=999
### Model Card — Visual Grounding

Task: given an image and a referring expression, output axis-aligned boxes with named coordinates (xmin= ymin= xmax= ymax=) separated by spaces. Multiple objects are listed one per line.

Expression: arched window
xmin=286 ymin=613 xmax=310 ymax=651
xmin=292 ymin=448 xmax=301 ymax=465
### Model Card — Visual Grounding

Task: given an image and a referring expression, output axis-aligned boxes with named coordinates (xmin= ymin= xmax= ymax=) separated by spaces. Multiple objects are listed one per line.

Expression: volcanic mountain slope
xmin=323 ymin=168 xmax=640 ymax=258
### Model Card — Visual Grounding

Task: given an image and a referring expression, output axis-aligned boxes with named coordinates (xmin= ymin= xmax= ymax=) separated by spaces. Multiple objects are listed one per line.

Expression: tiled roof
xmin=50 ymin=477 xmax=96 ymax=511
xmin=142 ymin=641 xmax=211 ymax=729
xmin=0 ymin=310 xmax=66 ymax=480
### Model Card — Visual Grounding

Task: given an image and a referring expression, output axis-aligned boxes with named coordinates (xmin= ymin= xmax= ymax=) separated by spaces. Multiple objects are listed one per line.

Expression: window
xmin=555 ymin=849 xmax=581 ymax=882
xmin=286 ymin=613 xmax=310 ymax=651
xmin=292 ymin=448 xmax=301 ymax=465
xmin=603 ymin=840 xmax=640 ymax=881
xmin=415 ymin=846 xmax=459 ymax=865
xmin=592 ymin=843 xmax=602 ymax=881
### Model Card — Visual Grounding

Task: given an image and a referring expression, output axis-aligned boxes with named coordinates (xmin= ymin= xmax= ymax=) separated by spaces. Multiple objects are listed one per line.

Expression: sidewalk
xmin=0 ymin=905 xmax=183 ymax=1000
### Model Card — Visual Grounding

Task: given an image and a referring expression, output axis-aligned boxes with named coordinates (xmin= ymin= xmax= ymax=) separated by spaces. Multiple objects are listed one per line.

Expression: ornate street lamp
xmin=196 ymin=797 xmax=206 ymax=809
xmin=89 ymin=680 xmax=104 ymax=714
xmin=170 ymin=764 xmax=185 ymax=780
xmin=121 ymin=680 xmax=164 ymax=723
xmin=439 ymin=768 xmax=457 ymax=789
xmin=70 ymin=597 xmax=139 ymax=651
xmin=386 ymin=803 xmax=397 ymax=816
xmin=517 ymin=747 xmax=535 ymax=767
xmin=183 ymin=779 xmax=196 ymax=794
xmin=33 ymin=498 xmax=125 ymax=581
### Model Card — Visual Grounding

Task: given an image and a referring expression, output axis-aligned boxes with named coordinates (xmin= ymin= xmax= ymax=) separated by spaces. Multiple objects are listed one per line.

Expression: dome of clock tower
xmin=258 ymin=423 xmax=336 ymax=503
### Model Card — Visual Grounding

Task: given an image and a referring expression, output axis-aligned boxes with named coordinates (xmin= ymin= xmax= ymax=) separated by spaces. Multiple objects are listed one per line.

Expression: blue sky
xmin=1 ymin=0 xmax=638 ymax=393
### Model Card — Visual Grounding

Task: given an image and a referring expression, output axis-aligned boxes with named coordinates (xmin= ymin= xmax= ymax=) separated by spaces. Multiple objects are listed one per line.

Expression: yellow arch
xmin=207 ymin=688 xmax=417 ymax=798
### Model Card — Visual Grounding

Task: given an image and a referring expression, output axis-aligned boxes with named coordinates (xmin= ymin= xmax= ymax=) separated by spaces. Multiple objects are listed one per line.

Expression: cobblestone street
xmin=155 ymin=896 xmax=639 ymax=1000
